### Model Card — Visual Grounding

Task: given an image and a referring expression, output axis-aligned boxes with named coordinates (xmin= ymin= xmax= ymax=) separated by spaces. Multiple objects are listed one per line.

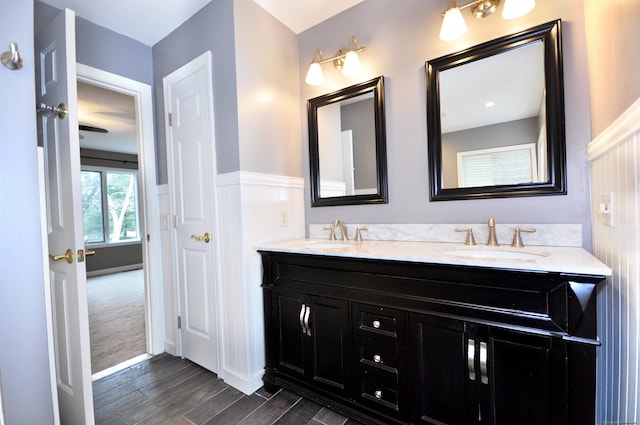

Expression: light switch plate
xmin=599 ymin=192 xmax=614 ymax=227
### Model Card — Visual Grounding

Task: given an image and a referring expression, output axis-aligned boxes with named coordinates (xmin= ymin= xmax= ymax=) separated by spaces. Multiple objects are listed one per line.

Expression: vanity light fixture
xmin=304 ymin=36 xmax=366 ymax=86
xmin=439 ymin=0 xmax=536 ymax=41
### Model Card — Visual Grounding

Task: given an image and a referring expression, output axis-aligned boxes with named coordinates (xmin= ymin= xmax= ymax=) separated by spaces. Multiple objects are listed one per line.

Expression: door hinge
xmin=168 ymin=112 xmax=173 ymax=126
xmin=177 ymin=316 xmax=182 ymax=329
xmin=146 ymin=234 xmax=151 ymax=242
xmin=173 ymin=215 xmax=178 ymax=228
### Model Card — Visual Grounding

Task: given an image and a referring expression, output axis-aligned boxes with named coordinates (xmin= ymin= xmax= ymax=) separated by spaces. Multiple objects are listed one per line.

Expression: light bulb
xmin=502 ymin=0 xmax=535 ymax=20
xmin=305 ymin=62 xmax=324 ymax=86
xmin=341 ymin=51 xmax=361 ymax=76
xmin=440 ymin=6 xmax=467 ymax=41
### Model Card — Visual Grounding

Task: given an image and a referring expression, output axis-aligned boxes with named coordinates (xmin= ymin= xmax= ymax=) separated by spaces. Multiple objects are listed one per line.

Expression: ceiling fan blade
xmin=79 ymin=124 xmax=108 ymax=133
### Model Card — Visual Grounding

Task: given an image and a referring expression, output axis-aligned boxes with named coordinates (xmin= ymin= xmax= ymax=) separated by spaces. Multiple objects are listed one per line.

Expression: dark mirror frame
xmin=426 ymin=19 xmax=566 ymax=201
xmin=308 ymin=76 xmax=388 ymax=207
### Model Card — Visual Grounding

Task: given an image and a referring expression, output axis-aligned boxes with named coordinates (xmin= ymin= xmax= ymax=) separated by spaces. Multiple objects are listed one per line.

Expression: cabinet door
xmin=273 ymin=291 xmax=307 ymax=380
xmin=411 ymin=314 xmax=475 ymax=425
xmin=484 ymin=328 xmax=566 ymax=425
xmin=308 ymin=296 xmax=351 ymax=396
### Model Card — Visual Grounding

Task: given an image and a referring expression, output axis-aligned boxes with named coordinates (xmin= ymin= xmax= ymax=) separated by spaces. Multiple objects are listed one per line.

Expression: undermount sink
xmin=444 ymin=248 xmax=548 ymax=261
xmin=300 ymin=241 xmax=354 ymax=249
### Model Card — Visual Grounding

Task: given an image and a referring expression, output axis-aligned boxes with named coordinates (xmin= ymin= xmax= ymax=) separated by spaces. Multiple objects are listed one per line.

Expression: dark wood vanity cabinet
xmin=411 ymin=314 xmax=567 ymax=425
xmin=269 ymin=289 xmax=351 ymax=397
xmin=260 ymin=251 xmax=605 ymax=425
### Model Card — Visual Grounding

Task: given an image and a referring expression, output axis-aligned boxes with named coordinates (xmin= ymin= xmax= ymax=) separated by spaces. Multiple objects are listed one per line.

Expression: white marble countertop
xmin=257 ymin=239 xmax=612 ymax=276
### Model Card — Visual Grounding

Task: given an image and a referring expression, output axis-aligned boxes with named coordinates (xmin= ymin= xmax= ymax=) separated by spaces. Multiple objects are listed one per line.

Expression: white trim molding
xmin=588 ymin=97 xmax=640 ymax=161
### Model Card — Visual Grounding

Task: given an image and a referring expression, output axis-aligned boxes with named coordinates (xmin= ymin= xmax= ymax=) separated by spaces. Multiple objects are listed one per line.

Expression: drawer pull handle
xmin=467 ymin=339 xmax=476 ymax=381
xmin=299 ymin=304 xmax=306 ymax=334
xmin=480 ymin=341 xmax=488 ymax=385
xmin=374 ymin=389 xmax=383 ymax=399
xmin=304 ymin=305 xmax=312 ymax=336
xmin=372 ymin=320 xmax=381 ymax=329
xmin=373 ymin=354 xmax=382 ymax=363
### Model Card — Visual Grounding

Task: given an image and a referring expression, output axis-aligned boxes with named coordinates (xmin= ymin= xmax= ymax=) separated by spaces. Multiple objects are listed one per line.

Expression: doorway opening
xmin=76 ymin=64 xmax=164 ymax=382
xmin=77 ymin=80 xmax=148 ymax=377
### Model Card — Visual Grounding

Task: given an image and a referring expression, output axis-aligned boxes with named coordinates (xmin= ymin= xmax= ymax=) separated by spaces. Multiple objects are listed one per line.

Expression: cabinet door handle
xmin=480 ymin=341 xmax=488 ymax=385
xmin=304 ymin=305 xmax=311 ymax=336
xmin=299 ymin=304 xmax=306 ymax=334
xmin=467 ymin=339 xmax=476 ymax=381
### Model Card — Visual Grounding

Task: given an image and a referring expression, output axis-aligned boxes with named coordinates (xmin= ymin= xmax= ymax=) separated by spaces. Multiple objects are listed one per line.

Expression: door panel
xmin=488 ymin=329 xmax=565 ymax=425
xmin=36 ymin=8 xmax=94 ymax=424
xmin=276 ymin=292 xmax=306 ymax=377
xmin=164 ymin=52 xmax=219 ymax=373
xmin=412 ymin=314 xmax=470 ymax=425
xmin=309 ymin=296 xmax=350 ymax=395
xmin=183 ymin=249 xmax=210 ymax=336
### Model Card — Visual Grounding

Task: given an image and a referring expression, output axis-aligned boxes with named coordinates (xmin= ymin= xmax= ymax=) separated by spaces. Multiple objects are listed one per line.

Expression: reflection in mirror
xmin=427 ymin=20 xmax=566 ymax=201
xmin=308 ymin=76 xmax=388 ymax=206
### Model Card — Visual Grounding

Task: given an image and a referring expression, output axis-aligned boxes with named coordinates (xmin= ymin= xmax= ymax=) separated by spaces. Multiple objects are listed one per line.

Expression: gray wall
xmin=584 ymin=0 xmax=640 ymax=137
xmin=152 ymin=0 xmax=240 ymax=182
xmin=0 ymin=0 xmax=56 ymax=423
xmin=341 ymin=98 xmax=376 ymax=190
xmin=35 ymin=2 xmax=153 ymax=86
xmin=233 ymin=0 xmax=301 ymax=177
xmin=152 ymin=0 xmax=301 ymax=183
xmin=299 ymin=0 xmax=595 ymax=249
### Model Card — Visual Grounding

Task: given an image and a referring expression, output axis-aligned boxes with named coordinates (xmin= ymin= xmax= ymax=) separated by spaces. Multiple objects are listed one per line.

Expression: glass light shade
xmin=502 ymin=0 xmax=535 ymax=20
xmin=439 ymin=7 xmax=467 ymax=41
xmin=305 ymin=62 xmax=324 ymax=86
xmin=341 ymin=51 xmax=361 ymax=76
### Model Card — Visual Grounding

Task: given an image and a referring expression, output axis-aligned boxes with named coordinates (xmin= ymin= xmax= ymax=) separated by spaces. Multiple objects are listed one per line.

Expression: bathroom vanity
xmin=259 ymin=240 xmax=610 ymax=425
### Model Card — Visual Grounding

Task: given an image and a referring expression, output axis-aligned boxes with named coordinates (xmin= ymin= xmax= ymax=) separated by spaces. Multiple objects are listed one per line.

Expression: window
xmin=457 ymin=143 xmax=538 ymax=188
xmin=81 ymin=168 xmax=140 ymax=245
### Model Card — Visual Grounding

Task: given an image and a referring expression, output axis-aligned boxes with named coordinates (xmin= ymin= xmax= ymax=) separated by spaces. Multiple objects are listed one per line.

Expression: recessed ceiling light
xmin=485 ymin=101 xmax=495 ymax=108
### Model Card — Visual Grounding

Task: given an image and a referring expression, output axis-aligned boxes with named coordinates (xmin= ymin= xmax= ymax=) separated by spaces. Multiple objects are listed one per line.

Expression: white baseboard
xmin=86 ymin=264 xmax=143 ymax=278
xmin=221 ymin=368 xmax=265 ymax=396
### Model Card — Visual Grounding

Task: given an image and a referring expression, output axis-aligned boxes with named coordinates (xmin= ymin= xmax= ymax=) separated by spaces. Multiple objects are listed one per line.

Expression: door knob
xmin=190 ymin=232 xmax=211 ymax=243
xmin=50 ymin=249 xmax=73 ymax=264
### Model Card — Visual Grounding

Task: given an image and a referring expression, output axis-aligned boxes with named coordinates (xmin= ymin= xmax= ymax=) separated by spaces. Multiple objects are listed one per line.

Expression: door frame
xmin=162 ymin=51 xmax=223 ymax=375
xmin=76 ymin=63 xmax=164 ymax=355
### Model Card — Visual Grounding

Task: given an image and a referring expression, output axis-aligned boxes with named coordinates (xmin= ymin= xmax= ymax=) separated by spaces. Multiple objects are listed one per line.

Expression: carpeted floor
xmin=87 ymin=269 xmax=146 ymax=374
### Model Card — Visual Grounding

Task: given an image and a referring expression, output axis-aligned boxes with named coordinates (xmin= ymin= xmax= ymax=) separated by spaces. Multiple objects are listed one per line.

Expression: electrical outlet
xmin=278 ymin=201 xmax=289 ymax=227
xmin=599 ymin=192 xmax=614 ymax=227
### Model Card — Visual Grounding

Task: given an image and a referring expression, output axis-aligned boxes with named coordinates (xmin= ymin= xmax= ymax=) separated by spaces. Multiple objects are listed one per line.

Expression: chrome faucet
xmin=333 ymin=219 xmax=349 ymax=240
xmin=487 ymin=217 xmax=499 ymax=246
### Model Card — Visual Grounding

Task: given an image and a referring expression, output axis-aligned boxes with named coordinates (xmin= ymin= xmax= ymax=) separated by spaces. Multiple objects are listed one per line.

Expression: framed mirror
xmin=427 ymin=20 xmax=565 ymax=201
xmin=308 ymin=76 xmax=388 ymax=207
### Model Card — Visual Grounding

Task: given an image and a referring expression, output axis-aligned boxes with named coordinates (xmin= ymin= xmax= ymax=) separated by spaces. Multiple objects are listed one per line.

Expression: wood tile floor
xmin=93 ymin=353 xmax=365 ymax=425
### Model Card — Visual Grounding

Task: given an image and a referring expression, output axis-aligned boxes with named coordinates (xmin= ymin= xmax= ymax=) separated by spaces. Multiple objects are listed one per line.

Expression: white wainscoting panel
xmin=215 ymin=171 xmax=305 ymax=394
xmin=588 ymin=98 xmax=640 ymax=424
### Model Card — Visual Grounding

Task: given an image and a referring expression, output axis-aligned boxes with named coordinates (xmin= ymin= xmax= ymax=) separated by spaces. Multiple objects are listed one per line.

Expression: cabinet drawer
xmin=357 ymin=369 xmax=401 ymax=417
xmin=353 ymin=304 xmax=405 ymax=343
xmin=356 ymin=338 xmax=400 ymax=373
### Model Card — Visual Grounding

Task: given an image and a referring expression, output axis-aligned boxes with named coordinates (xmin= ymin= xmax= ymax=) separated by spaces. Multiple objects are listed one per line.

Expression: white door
xmin=341 ymin=130 xmax=356 ymax=195
xmin=36 ymin=9 xmax=94 ymax=425
xmin=164 ymin=52 xmax=220 ymax=373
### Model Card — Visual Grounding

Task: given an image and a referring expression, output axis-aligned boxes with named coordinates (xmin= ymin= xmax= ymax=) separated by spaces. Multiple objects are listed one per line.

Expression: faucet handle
xmin=455 ymin=228 xmax=476 ymax=246
xmin=323 ymin=226 xmax=337 ymax=240
xmin=355 ymin=226 xmax=369 ymax=242
xmin=511 ymin=227 xmax=536 ymax=247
